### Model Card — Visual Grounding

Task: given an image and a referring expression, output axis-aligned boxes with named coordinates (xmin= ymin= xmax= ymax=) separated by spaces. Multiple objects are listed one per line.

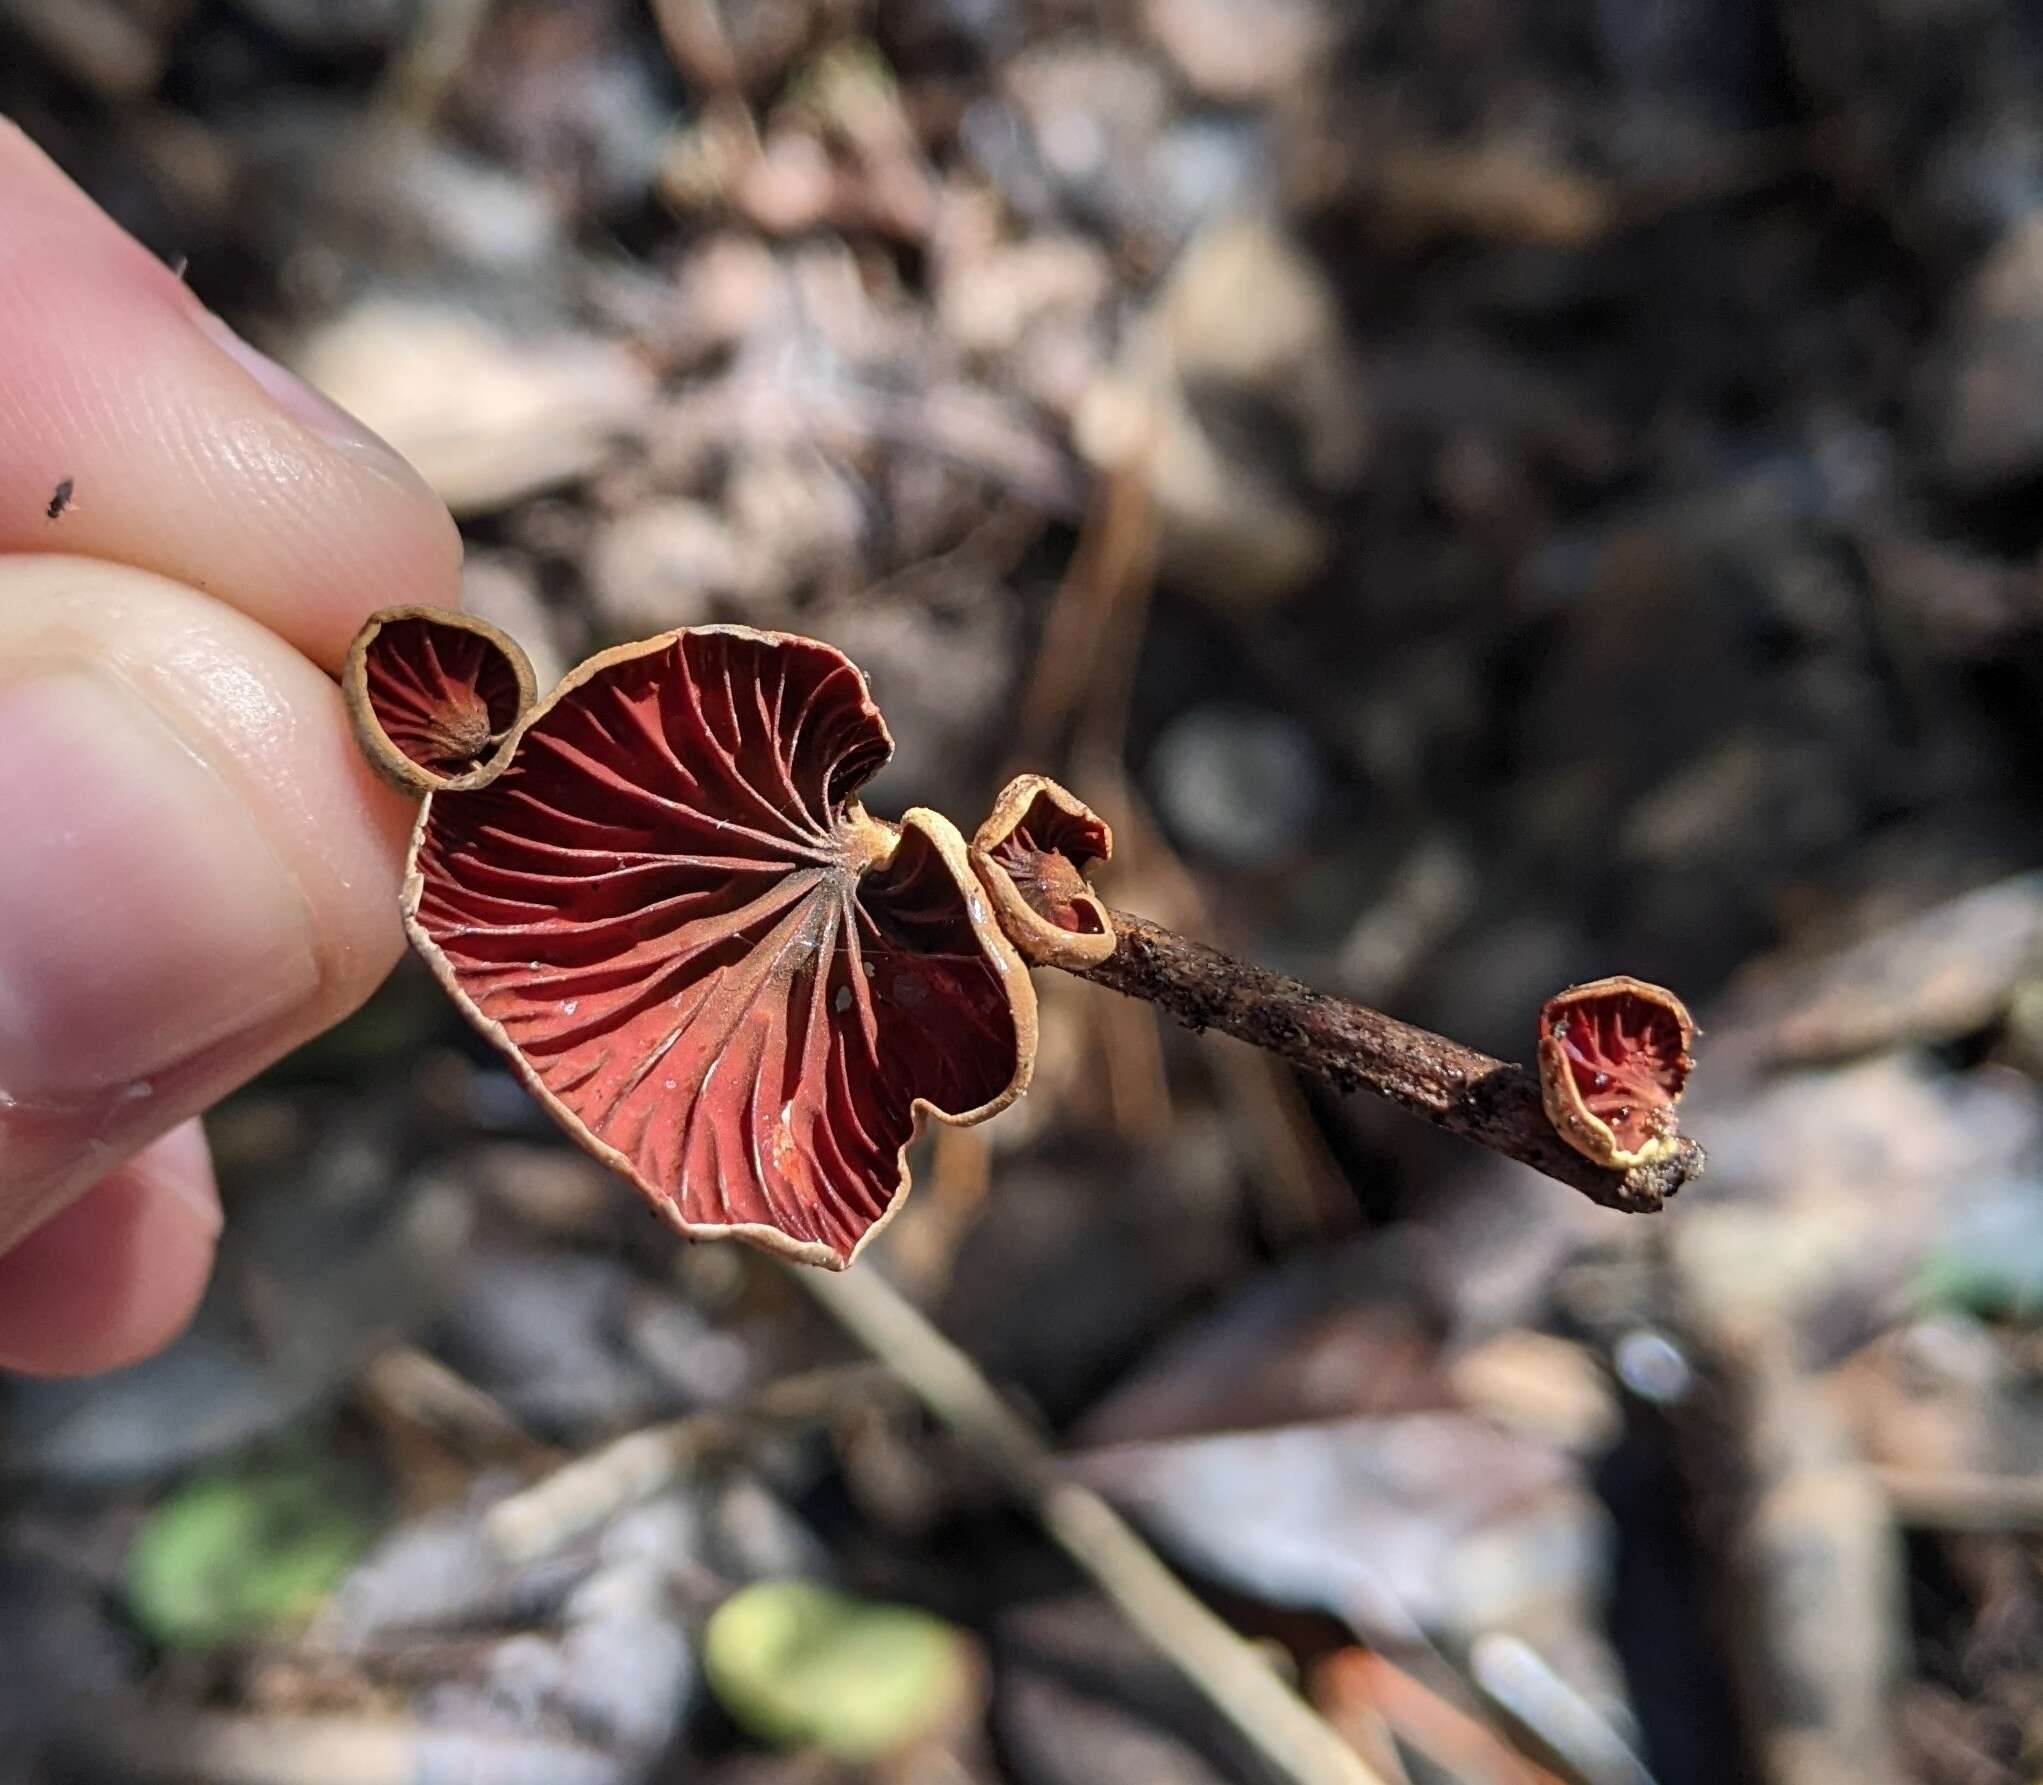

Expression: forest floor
xmin=5 ymin=3 xmax=2043 ymax=1782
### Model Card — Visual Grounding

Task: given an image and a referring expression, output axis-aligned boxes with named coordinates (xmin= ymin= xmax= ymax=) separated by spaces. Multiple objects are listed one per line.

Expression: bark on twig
xmin=1079 ymin=908 xmax=1703 ymax=1211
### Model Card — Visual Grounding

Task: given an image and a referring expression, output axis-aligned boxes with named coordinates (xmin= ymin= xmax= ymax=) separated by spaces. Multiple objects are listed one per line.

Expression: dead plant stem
xmin=791 ymin=1262 xmax=1388 ymax=1785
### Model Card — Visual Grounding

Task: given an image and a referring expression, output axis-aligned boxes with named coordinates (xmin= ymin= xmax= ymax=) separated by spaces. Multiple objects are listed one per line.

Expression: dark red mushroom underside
xmin=1546 ymin=989 xmax=1687 ymax=1156
xmin=407 ymin=629 xmax=1025 ymax=1266
xmin=991 ymin=804 xmax=1110 ymax=935
xmin=364 ymin=614 xmax=528 ymax=775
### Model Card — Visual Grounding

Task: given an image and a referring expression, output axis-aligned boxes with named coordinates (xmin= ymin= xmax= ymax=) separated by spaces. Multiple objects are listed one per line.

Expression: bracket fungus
xmin=969 ymin=774 xmax=1116 ymax=970
xmin=1536 ymin=976 xmax=1697 ymax=1170
xmin=347 ymin=610 xmax=1034 ymax=1269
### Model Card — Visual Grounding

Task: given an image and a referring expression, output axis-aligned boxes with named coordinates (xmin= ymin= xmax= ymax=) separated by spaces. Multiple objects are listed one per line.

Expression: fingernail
xmin=189 ymin=306 xmax=420 ymax=473
xmin=0 ymin=670 xmax=320 ymax=1101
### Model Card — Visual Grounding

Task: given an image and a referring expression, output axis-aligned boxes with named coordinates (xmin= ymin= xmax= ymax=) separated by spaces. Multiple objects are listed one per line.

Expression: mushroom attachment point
xmin=389 ymin=621 xmax=1035 ymax=1269
xmin=1537 ymin=975 xmax=1696 ymax=1170
xmin=969 ymin=774 xmax=1116 ymax=970
xmin=344 ymin=606 xmax=537 ymax=795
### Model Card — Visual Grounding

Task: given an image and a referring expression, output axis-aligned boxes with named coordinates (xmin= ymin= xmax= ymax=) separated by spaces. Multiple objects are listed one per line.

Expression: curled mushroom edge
xmin=968 ymin=773 xmax=1117 ymax=971
xmin=1537 ymin=973 xmax=1697 ymax=1171
xmin=343 ymin=604 xmax=537 ymax=796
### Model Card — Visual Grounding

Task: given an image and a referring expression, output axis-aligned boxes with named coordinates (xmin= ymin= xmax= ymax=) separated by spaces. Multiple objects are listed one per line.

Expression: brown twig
xmin=1078 ymin=908 xmax=1703 ymax=1212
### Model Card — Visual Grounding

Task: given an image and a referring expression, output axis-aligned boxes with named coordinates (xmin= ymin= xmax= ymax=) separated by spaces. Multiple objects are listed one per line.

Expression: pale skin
xmin=0 ymin=119 xmax=465 ymax=1374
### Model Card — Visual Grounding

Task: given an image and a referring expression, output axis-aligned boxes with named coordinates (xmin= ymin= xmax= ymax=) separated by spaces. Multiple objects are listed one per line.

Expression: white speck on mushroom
xmin=562 ymin=999 xmax=579 ymax=1015
xmin=769 ymin=1100 xmax=803 ymax=1177
xmin=969 ymin=895 xmax=985 ymax=924
xmin=834 ymin=984 xmax=853 ymax=1013
xmin=664 ymin=1078 xmax=677 ymax=1091
xmin=121 ymin=1080 xmax=153 ymax=1102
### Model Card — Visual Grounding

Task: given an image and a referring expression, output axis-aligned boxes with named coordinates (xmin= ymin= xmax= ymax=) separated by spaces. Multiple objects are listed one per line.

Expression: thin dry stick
xmin=793 ymin=1261 xmax=1388 ymax=1785
xmin=487 ymin=1364 xmax=885 ymax=1563
xmin=1877 ymin=1467 xmax=2043 ymax=1533
xmin=358 ymin=1344 xmax=561 ymax=1474
xmin=1079 ymin=908 xmax=1703 ymax=1212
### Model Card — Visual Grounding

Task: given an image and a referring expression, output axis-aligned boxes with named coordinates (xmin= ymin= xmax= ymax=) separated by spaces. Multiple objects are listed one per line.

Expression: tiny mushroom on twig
xmin=344 ymin=605 xmax=536 ymax=794
xmin=969 ymin=773 xmax=1116 ymax=970
xmin=344 ymin=609 xmax=1704 ymax=1262
xmin=1536 ymin=975 xmax=1697 ymax=1170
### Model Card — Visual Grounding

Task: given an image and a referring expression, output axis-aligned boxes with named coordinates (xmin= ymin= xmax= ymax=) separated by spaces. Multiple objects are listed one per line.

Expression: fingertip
xmin=0 ymin=1120 xmax=220 ymax=1378
xmin=0 ymin=119 xmax=464 ymax=668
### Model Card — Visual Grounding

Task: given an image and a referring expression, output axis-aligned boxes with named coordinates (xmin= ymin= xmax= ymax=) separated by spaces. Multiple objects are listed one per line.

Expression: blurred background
xmin=5 ymin=1 xmax=2043 ymax=1781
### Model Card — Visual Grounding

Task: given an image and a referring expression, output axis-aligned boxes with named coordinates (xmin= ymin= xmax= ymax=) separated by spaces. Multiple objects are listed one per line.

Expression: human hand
xmin=0 ymin=119 xmax=462 ymax=1374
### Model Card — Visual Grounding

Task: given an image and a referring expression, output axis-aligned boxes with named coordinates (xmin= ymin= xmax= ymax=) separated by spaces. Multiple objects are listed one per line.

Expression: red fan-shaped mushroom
xmin=344 ymin=606 xmax=536 ymax=794
xmin=401 ymin=625 xmax=1036 ymax=1268
xmin=1537 ymin=976 xmax=1696 ymax=1169
xmin=969 ymin=775 xmax=1115 ymax=970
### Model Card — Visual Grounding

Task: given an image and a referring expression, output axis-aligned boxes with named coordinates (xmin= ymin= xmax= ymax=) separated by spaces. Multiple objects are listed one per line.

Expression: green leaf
xmin=704 ymin=1579 xmax=976 ymax=1762
xmin=126 ymin=1455 xmax=376 ymax=1650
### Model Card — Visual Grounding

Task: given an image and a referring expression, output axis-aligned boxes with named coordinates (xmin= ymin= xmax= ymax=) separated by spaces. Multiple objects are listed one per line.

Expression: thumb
xmin=0 ymin=557 xmax=414 ymax=1255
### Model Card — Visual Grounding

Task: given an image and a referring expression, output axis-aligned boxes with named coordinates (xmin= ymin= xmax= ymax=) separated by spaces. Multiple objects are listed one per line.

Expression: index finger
xmin=0 ymin=118 xmax=463 ymax=669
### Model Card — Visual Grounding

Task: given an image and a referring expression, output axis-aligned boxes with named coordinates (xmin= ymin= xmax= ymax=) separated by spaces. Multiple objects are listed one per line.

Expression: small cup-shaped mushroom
xmin=969 ymin=774 xmax=1115 ymax=970
xmin=403 ymin=626 xmax=1037 ymax=1269
xmin=1537 ymin=975 xmax=1696 ymax=1169
xmin=344 ymin=605 xmax=538 ymax=795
